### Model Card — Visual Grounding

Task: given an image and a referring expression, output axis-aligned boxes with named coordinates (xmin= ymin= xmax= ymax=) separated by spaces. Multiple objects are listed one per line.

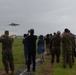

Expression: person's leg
xmin=24 ymin=48 xmax=28 ymax=64
xmin=72 ymin=48 xmax=75 ymax=64
xmin=2 ymin=53 xmax=9 ymax=74
xmin=51 ymin=50 xmax=55 ymax=64
xmin=48 ymin=44 xmax=51 ymax=55
xmin=39 ymin=54 xmax=43 ymax=63
xmin=66 ymin=51 xmax=69 ymax=64
xmin=68 ymin=50 xmax=72 ymax=68
xmin=42 ymin=54 xmax=44 ymax=62
xmin=56 ymin=49 xmax=60 ymax=63
xmin=8 ymin=53 xmax=14 ymax=74
xmin=56 ymin=54 xmax=60 ymax=63
xmin=63 ymin=50 xmax=66 ymax=68
xmin=32 ymin=51 xmax=36 ymax=72
xmin=27 ymin=52 xmax=31 ymax=71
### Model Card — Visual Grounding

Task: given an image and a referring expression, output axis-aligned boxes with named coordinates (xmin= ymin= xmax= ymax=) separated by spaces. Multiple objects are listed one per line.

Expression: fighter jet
xmin=9 ymin=23 xmax=20 ymax=26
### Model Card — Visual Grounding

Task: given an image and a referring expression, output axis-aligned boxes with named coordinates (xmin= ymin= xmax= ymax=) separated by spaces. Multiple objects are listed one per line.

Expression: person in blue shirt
xmin=37 ymin=35 xmax=45 ymax=63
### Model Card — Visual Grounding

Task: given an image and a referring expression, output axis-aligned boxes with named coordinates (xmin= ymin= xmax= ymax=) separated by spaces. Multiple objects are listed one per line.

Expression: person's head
xmin=57 ymin=31 xmax=61 ymax=36
xmin=50 ymin=33 xmax=52 ymax=37
xmin=54 ymin=32 xmax=56 ymax=36
xmin=46 ymin=34 xmax=49 ymax=38
xmin=64 ymin=28 xmax=69 ymax=33
xmin=4 ymin=30 xmax=9 ymax=36
xmin=30 ymin=29 xmax=34 ymax=35
xmin=23 ymin=34 xmax=27 ymax=38
xmin=39 ymin=35 xmax=43 ymax=40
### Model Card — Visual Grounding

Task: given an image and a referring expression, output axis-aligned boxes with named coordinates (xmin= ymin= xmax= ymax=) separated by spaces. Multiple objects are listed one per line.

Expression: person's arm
xmin=0 ymin=35 xmax=5 ymax=42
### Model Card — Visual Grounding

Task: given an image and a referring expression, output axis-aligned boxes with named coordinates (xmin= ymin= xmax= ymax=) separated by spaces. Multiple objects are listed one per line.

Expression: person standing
xmin=49 ymin=33 xmax=53 ymax=54
xmin=45 ymin=34 xmax=50 ymax=55
xmin=51 ymin=31 xmax=61 ymax=64
xmin=26 ymin=29 xmax=37 ymax=72
xmin=22 ymin=34 xmax=28 ymax=64
xmin=62 ymin=28 xmax=72 ymax=68
xmin=0 ymin=30 xmax=14 ymax=74
xmin=37 ymin=35 xmax=45 ymax=63
xmin=68 ymin=30 xmax=75 ymax=64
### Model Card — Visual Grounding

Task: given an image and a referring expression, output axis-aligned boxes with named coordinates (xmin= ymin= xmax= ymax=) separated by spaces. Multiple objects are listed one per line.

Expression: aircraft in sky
xmin=9 ymin=23 xmax=20 ymax=26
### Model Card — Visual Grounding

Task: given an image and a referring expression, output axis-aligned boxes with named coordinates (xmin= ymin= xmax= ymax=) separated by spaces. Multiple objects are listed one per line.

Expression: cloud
xmin=0 ymin=0 xmax=76 ymax=35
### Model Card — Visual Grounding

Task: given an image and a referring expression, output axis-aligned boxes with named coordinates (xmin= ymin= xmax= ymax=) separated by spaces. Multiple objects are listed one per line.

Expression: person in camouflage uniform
xmin=0 ymin=30 xmax=14 ymax=74
xmin=51 ymin=31 xmax=61 ymax=64
xmin=62 ymin=28 xmax=72 ymax=68
xmin=68 ymin=30 xmax=75 ymax=64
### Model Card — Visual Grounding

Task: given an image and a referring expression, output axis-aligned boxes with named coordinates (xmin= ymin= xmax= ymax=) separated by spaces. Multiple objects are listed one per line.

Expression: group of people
xmin=23 ymin=28 xmax=76 ymax=72
xmin=47 ymin=28 xmax=75 ymax=68
xmin=0 ymin=28 xmax=76 ymax=74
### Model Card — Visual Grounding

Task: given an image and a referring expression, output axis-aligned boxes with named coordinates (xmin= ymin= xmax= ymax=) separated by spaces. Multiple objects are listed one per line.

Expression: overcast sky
xmin=0 ymin=0 xmax=76 ymax=35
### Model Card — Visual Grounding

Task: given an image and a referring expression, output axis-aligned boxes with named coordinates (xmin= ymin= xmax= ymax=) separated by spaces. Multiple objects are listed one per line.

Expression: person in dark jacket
xmin=22 ymin=34 xmax=28 ymax=64
xmin=26 ymin=29 xmax=37 ymax=72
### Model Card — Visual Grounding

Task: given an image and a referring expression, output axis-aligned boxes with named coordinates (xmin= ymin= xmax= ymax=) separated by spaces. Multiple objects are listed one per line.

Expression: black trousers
xmin=27 ymin=50 xmax=36 ymax=71
xmin=51 ymin=48 xmax=60 ymax=64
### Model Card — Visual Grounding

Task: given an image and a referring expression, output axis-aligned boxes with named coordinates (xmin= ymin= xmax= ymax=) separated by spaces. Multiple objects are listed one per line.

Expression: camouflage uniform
xmin=51 ymin=34 xmax=61 ymax=64
xmin=62 ymin=33 xmax=72 ymax=68
xmin=0 ymin=36 xmax=14 ymax=72
xmin=70 ymin=33 xmax=75 ymax=64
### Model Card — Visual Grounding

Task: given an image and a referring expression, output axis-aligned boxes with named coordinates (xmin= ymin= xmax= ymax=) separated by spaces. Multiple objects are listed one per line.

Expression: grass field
xmin=54 ymin=55 xmax=76 ymax=75
xmin=0 ymin=38 xmax=76 ymax=75
xmin=36 ymin=53 xmax=76 ymax=75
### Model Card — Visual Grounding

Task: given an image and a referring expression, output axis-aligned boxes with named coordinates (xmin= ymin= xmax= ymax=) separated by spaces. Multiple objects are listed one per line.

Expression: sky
xmin=0 ymin=0 xmax=76 ymax=36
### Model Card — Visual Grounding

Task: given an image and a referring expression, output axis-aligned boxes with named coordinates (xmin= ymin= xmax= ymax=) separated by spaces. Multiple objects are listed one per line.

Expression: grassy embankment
xmin=54 ymin=55 xmax=76 ymax=75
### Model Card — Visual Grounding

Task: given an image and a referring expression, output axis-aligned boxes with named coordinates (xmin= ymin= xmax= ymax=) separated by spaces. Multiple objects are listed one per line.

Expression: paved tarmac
xmin=14 ymin=52 xmax=47 ymax=75
xmin=14 ymin=58 xmax=41 ymax=75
